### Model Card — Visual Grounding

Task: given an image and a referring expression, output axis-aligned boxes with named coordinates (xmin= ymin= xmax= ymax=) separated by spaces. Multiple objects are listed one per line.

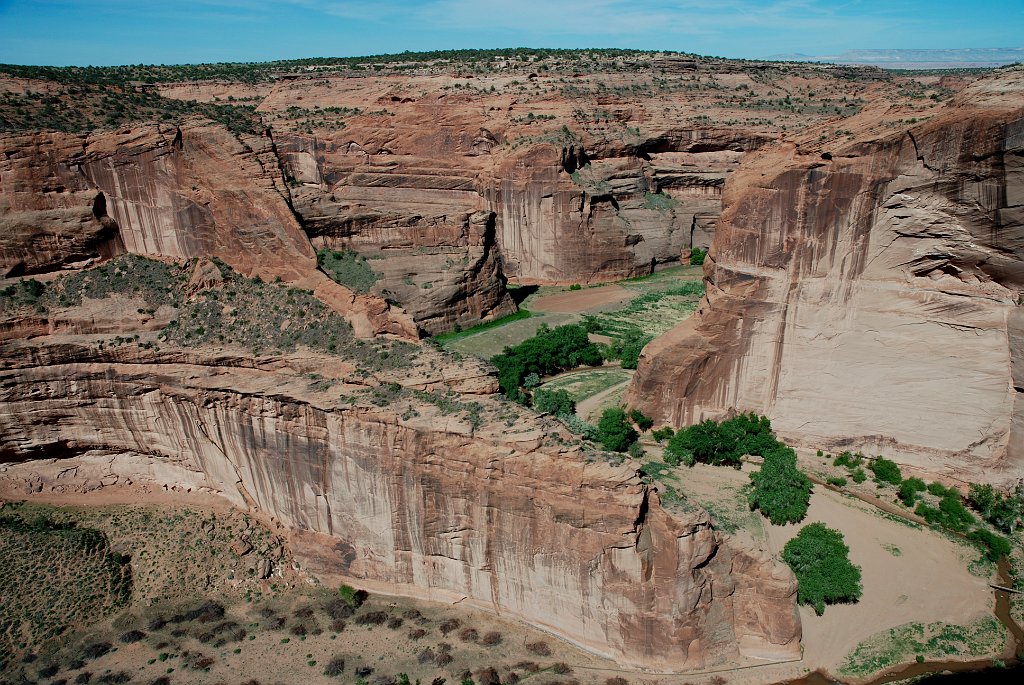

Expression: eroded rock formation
xmin=0 ymin=339 xmax=800 ymax=670
xmin=0 ymin=124 xmax=417 ymax=338
xmin=627 ymin=71 xmax=1024 ymax=484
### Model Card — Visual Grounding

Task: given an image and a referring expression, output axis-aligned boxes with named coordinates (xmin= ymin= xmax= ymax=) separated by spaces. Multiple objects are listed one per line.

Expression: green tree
xmin=596 ymin=408 xmax=637 ymax=453
xmin=869 ymin=457 xmax=902 ymax=485
xmin=748 ymin=447 xmax=812 ymax=525
xmin=782 ymin=523 xmax=862 ymax=615
xmin=898 ymin=477 xmax=926 ymax=506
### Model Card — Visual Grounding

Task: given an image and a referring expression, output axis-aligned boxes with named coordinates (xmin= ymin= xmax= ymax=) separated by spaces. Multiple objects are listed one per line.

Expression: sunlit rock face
xmin=628 ymin=72 xmax=1024 ymax=485
xmin=0 ymin=338 xmax=800 ymax=671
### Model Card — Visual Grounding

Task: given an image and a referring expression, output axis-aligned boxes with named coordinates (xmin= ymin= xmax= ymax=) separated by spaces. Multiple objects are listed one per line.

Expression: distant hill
xmin=766 ymin=48 xmax=1024 ymax=69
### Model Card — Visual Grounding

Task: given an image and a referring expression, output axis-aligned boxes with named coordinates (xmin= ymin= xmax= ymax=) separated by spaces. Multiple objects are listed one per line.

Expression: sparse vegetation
xmin=317 ymin=248 xmax=381 ymax=294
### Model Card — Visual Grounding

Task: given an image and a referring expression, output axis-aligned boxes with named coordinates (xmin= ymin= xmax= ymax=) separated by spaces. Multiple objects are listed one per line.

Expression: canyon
xmin=1 ymin=51 xmax=1022 ymax=678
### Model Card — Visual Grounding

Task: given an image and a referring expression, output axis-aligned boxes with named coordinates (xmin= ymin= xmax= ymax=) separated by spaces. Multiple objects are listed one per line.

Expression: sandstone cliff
xmin=0 ymin=336 xmax=800 ymax=670
xmin=0 ymin=124 xmax=417 ymax=338
xmin=627 ymin=70 xmax=1024 ymax=485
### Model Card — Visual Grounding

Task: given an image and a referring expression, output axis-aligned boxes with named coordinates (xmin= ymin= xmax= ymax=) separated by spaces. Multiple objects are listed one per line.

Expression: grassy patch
xmin=433 ymin=308 xmax=531 ymax=344
xmin=537 ymin=368 xmax=632 ymax=403
xmin=583 ymin=281 xmax=704 ymax=338
xmin=839 ymin=617 xmax=1007 ymax=677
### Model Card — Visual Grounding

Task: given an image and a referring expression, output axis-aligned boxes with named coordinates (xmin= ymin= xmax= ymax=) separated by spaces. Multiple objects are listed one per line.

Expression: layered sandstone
xmin=0 ymin=124 xmax=416 ymax=338
xmin=627 ymin=70 xmax=1024 ymax=484
xmin=0 ymin=338 xmax=800 ymax=670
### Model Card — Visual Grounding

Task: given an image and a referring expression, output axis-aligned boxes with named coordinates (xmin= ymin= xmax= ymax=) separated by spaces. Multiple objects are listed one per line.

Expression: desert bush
xmin=869 ymin=457 xmax=902 ymax=485
xmin=330 ymin=619 xmax=347 ymax=633
xmin=476 ymin=667 xmax=501 ymax=685
xmin=826 ymin=477 xmax=847 ymax=487
xmin=438 ymin=618 xmax=461 ymax=635
xmin=119 ymin=630 xmax=146 ymax=644
xmin=323 ymin=656 xmax=346 ymax=677
xmin=355 ymin=611 xmax=388 ymax=626
xmin=550 ymin=663 xmax=572 ymax=674
xmin=459 ymin=627 xmax=479 ymax=642
xmin=898 ymin=477 xmax=926 ymax=506
xmin=968 ymin=482 xmax=1024 ymax=534
xmin=323 ymin=597 xmax=355 ymax=620
xmin=915 ymin=492 xmax=974 ymax=532
xmin=850 ymin=468 xmax=867 ymax=484
xmin=606 ymin=678 xmax=628 ymax=685
xmin=833 ymin=451 xmax=863 ymax=469
xmin=408 ymin=628 xmax=427 ymax=640
xmin=75 ymin=673 xmax=92 ymax=684
xmin=782 ymin=523 xmax=862 ymax=615
xmin=526 ymin=641 xmax=552 ymax=656
xmin=82 ymin=643 xmax=112 ymax=660
xmin=481 ymin=631 xmax=502 ymax=646
xmin=532 ymin=388 xmax=575 ymax=417
xmin=97 ymin=672 xmax=131 ymax=684
xmin=386 ymin=617 xmax=404 ymax=630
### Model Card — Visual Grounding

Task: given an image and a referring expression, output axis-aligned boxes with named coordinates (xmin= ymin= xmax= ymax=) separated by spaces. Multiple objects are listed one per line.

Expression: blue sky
xmin=0 ymin=0 xmax=1021 ymax=66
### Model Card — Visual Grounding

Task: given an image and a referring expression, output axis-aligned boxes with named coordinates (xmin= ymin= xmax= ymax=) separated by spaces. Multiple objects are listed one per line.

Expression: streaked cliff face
xmin=627 ymin=71 xmax=1024 ymax=485
xmin=0 ymin=339 xmax=801 ymax=670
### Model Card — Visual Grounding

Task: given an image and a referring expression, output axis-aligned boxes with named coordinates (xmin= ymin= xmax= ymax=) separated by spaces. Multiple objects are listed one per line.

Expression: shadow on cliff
xmin=508 ymin=284 xmax=538 ymax=306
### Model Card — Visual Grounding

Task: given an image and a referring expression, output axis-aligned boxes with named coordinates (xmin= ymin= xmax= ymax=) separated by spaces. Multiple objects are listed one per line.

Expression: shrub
xmin=689 ymin=248 xmax=706 ymax=265
xmin=665 ymin=413 xmax=779 ymax=468
xmin=531 ymin=388 xmax=575 ymax=417
xmin=928 ymin=482 xmax=952 ymax=497
xmin=616 ymin=330 xmax=653 ymax=370
xmin=439 ymin=618 xmax=461 ymax=636
xmin=119 ymin=630 xmax=146 ymax=644
xmin=915 ymin=492 xmax=975 ymax=533
xmin=968 ymin=483 xmax=1024 ymax=534
xmin=782 ymin=523 xmax=862 ymax=615
xmin=337 ymin=585 xmax=366 ymax=609
xmin=967 ymin=528 xmax=1012 ymax=562
xmin=898 ymin=477 xmax=926 ymax=506
xmin=458 ymin=627 xmax=479 ymax=642
xmin=850 ymin=468 xmax=867 ymax=484
xmin=826 ymin=477 xmax=847 ymax=487
xmin=481 ymin=631 xmax=502 ymax=646
xmin=651 ymin=426 xmax=674 ymax=443
xmin=569 ymin=284 xmax=582 ymax=290
xmin=748 ymin=448 xmax=812 ymax=525
xmin=526 ymin=641 xmax=551 ymax=656
xmin=833 ymin=451 xmax=863 ymax=469
xmin=596 ymin=408 xmax=637 ymax=452
xmin=869 ymin=457 xmax=902 ymax=485
xmin=323 ymin=656 xmax=346 ymax=677
xmin=628 ymin=409 xmax=654 ymax=431
xmin=354 ymin=611 xmax=387 ymax=626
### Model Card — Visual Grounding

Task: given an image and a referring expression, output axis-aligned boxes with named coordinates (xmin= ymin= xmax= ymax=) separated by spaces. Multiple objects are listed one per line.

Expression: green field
xmin=539 ymin=368 xmax=633 ymax=403
xmin=439 ymin=264 xmax=705 ymax=361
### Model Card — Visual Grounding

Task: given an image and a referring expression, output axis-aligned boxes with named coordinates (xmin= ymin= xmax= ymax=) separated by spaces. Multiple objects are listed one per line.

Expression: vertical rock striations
xmin=0 ymin=344 xmax=800 ymax=670
xmin=627 ymin=72 xmax=1024 ymax=484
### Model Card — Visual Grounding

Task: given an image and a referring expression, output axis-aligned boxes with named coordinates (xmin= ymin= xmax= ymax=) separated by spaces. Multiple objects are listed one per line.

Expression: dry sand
xmin=529 ymin=284 xmax=634 ymax=313
xmin=763 ymin=486 xmax=995 ymax=672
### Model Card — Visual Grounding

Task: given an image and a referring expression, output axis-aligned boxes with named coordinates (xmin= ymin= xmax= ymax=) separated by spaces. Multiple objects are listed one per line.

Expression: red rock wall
xmin=0 ymin=344 xmax=800 ymax=670
xmin=628 ymin=75 xmax=1024 ymax=484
